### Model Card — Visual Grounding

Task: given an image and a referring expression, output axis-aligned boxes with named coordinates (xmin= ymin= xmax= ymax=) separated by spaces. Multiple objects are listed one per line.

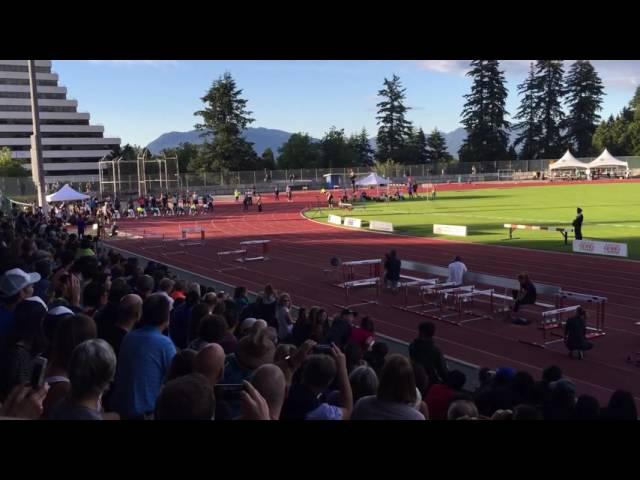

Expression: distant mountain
xmin=146 ymin=127 xmax=299 ymax=156
xmin=147 ymin=126 xmax=517 ymax=160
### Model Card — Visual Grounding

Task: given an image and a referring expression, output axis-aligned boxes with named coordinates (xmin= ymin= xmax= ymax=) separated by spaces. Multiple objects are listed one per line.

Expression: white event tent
xmin=45 ymin=184 xmax=90 ymax=203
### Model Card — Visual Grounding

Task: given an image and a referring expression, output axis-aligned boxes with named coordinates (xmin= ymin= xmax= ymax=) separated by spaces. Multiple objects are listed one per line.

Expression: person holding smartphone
xmin=280 ymin=343 xmax=353 ymax=420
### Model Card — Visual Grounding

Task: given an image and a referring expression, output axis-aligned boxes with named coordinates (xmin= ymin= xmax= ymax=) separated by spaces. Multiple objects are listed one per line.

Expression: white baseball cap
xmin=0 ymin=269 xmax=41 ymax=298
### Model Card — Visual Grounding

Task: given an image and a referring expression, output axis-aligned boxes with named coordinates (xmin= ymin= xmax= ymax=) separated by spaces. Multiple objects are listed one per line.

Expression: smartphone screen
xmin=214 ymin=384 xmax=245 ymax=402
xmin=313 ymin=345 xmax=333 ymax=355
xmin=31 ymin=356 xmax=47 ymax=389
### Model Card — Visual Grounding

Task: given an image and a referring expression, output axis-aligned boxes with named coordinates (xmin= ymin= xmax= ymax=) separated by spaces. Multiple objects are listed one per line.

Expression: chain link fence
xmin=2 ymin=156 xmax=639 ymax=199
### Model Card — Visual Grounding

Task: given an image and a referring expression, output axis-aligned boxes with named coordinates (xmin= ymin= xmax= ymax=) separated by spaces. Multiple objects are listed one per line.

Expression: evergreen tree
xmin=412 ymin=128 xmax=429 ymax=164
xmin=426 ymin=129 xmax=453 ymax=163
xmin=564 ymin=60 xmax=605 ymax=157
xmin=277 ymin=133 xmax=320 ymax=169
xmin=532 ymin=60 xmax=566 ymax=158
xmin=348 ymin=128 xmax=375 ymax=166
xmin=458 ymin=60 xmax=510 ymax=163
xmin=194 ymin=72 xmax=257 ymax=171
xmin=513 ymin=63 xmax=543 ymax=160
xmin=162 ymin=142 xmax=200 ymax=174
xmin=593 ymin=87 xmax=640 ymax=156
xmin=259 ymin=148 xmax=276 ymax=170
xmin=376 ymin=74 xmax=413 ymax=162
xmin=319 ymin=126 xmax=358 ymax=168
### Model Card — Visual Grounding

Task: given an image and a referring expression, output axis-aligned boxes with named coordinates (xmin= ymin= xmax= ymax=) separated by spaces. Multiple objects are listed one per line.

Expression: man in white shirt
xmin=447 ymin=256 xmax=467 ymax=286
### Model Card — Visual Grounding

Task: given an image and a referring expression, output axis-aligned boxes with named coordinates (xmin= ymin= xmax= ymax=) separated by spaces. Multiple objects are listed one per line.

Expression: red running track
xmin=106 ymin=184 xmax=640 ymax=406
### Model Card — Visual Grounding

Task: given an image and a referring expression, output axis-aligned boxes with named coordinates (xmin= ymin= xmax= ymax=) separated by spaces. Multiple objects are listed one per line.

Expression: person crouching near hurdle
xmin=510 ymin=273 xmax=537 ymax=323
xmin=326 ymin=190 xmax=334 ymax=209
xmin=383 ymin=250 xmax=401 ymax=293
xmin=447 ymin=256 xmax=467 ymax=286
xmin=564 ymin=306 xmax=593 ymax=359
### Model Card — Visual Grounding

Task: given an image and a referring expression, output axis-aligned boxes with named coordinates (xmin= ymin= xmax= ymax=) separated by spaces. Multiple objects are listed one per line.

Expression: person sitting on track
xmin=383 ymin=250 xmax=401 ymax=293
xmin=511 ymin=273 xmax=537 ymax=317
xmin=564 ymin=306 xmax=593 ymax=359
xmin=447 ymin=256 xmax=467 ymax=286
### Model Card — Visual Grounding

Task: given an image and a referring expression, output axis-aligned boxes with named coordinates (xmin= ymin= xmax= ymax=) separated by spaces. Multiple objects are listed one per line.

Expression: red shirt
xmin=170 ymin=290 xmax=186 ymax=301
xmin=349 ymin=327 xmax=374 ymax=351
xmin=425 ymin=384 xmax=456 ymax=420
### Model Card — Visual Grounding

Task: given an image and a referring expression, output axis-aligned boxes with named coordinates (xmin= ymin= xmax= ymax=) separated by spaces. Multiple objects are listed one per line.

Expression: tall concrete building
xmin=0 ymin=60 xmax=120 ymax=183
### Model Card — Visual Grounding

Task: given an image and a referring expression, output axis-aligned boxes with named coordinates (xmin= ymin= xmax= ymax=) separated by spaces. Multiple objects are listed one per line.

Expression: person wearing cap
xmin=447 ymin=256 xmax=467 ymax=286
xmin=325 ymin=309 xmax=355 ymax=350
xmin=0 ymin=268 xmax=41 ymax=344
xmin=572 ymin=207 xmax=584 ymax=240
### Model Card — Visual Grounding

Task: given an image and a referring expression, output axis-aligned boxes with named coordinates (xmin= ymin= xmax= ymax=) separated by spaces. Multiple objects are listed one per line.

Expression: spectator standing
xmin=409 ymin=321 xmax=448 ymax=385
xmin=110 ymin=293 xmax=176 ymax=420
xmin=49 ymin=339 xmax=117 ymax=420
xmin=352 ymin=354 xmax=426 ymax=420
xmin=447 ymin=256 xmax=467 ymax=286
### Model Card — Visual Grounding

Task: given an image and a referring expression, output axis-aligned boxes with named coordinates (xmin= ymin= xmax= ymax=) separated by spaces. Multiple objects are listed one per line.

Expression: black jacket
xmin=409 ymin=337 xmax=448 ymax=384
xmin=384 ymin=257 xmax=401 ymax=281
xmin=564 ymin=314 xmax=588 ymax=350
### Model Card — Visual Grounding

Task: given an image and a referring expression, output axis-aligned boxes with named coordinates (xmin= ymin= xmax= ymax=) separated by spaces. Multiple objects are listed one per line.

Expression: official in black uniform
xmin=572 ymin=207 xmax=584 ymax=240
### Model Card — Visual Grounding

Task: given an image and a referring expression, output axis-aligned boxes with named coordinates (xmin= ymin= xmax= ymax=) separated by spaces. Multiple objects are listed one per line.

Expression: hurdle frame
xmin=504 ymin=223 xmax=574 ymax=245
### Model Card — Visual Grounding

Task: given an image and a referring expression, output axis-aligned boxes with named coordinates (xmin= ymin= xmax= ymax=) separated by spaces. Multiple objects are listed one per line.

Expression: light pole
xmin=28 ymin=60 xmax=48 ymax=214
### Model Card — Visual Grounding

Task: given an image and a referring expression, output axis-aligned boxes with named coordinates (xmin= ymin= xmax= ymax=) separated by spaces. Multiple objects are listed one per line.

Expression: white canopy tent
xmin=355 ymin=172 xmax=391 ymax=197
xmin=355 ymin=172 xmax=390 ymax=186
xmin=45 ymin=184 xmax=90 ymax=203
xmin=549 ymin=150 xmax=589 ymax=171
xmin=588 ymin=149 xmax=629 ymax=176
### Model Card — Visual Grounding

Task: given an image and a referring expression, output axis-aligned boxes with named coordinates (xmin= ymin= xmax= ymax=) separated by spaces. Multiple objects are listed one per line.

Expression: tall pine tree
xmin=348 ymin=128 xmax=375 ymax=166
xmin=532 ymin=60 xmax=566 ymax=158
xmin=194 ymin=72 xmax=257 ymax=171
xmin=564 ymin=60 xmax=605 ymax=157
xmin=458 ymin=60 xmax=510 ymax=163
xmin=319 ymin=127 xmax=358 ymax=168
xmin=426 ymin=129 xmax=453 ymax=163
xmin=513 ymin=63 xmax=543 ymax=160
xmin=376 ymin=74 xmax=413 ymax=162
xmin=411 ymin=128 xmax=429 ymax=164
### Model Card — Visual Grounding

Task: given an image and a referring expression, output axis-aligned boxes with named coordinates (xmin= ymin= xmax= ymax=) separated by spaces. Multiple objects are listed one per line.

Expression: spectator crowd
xmin=0 ymin=205 xmax=637 ymax=421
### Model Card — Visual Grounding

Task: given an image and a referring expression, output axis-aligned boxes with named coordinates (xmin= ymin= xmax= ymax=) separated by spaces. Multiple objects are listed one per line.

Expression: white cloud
xmin=417 ymin=60 xmax=469 ymax=75
xmin=87 ymin=60 xmax=178 ymax=68
xmin=417 ymin=59 xmax=640 ymax=90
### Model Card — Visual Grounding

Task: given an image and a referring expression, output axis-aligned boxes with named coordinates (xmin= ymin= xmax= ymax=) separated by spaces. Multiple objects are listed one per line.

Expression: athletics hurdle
xmin=504 ymin=224 xmax=574 ymax=245
xmin=519 ymin=292 xmax=607 ymax=349
xmin=238 ymin=240 xmax=270 ymax=262
xmin=340 ymin=259 xmax=382 ymax=284
xmin=555 ymin=290 xmax=607 ymax=339
xmin=179 ymin=224 xmax=205 ymax=246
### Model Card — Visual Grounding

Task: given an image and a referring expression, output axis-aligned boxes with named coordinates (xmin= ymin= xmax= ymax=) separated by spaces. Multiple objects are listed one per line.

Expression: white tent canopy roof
xmin=549 ymin=150 xmax=589 ymax=170
xmin=355 ymin=172 xmax=390 ymax=186
xmin=46 ymin=184 xmax=90 ymax=202
xmin=588 ymin=149 xmax=629 ymax=169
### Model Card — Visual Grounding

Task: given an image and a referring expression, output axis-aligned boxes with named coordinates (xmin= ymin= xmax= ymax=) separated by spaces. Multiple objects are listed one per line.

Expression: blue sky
xmin=53 ymin=60 xmax=640 ymax=147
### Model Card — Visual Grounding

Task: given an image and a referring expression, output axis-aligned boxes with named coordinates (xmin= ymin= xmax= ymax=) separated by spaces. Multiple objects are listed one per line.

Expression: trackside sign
xmin=573 ymin=240 xmax=628 ymax=258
